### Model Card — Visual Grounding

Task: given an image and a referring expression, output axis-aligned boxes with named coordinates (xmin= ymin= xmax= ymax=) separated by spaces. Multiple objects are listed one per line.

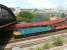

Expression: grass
xmin=64 ymin=39 xmax=67 ymax=44
xmin=53 ymin=36 xmax=64 ymax=46
xmin=29 ymin=36 xmax=66 ymax=50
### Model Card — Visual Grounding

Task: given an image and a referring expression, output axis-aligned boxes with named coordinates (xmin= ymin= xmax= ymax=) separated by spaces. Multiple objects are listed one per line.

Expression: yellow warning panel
xmin=13 ymin=31 xmax=21 ymax=36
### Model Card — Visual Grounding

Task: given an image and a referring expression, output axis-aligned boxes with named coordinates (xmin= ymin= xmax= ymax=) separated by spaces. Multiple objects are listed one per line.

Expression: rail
xmin=5 ymin=29 xmax=67 ymax=48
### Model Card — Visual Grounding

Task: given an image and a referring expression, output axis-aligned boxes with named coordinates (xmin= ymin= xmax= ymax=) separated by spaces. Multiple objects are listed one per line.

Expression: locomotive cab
xmin=0 ymin=4 xmax=16 ymax=49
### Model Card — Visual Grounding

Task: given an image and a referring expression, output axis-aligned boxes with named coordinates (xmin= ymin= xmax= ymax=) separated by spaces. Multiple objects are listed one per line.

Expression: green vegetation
xmin=60 ymin=13 xmax=65 ymax=18
xmin=28 ymin=36 xmax=65 ymax=50
xmin=53 ymin=36 xmax=64 ymax=46
xmin=16 ymin=10 xmax=66 ymax=23
xmin=16 ymin=11 xmax=50 ymax=23
xmin=42 ymin=43 xmax=51 ymax=49
xmin=36 ymin=47 xmax=42 ymax=50
xmin=17 ymin=11 xmax=35 ymax=22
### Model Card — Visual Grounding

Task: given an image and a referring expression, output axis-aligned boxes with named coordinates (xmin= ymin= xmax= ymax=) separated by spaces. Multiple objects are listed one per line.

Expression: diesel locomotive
xmin=15 ymin=18 xmax=67 ymax=38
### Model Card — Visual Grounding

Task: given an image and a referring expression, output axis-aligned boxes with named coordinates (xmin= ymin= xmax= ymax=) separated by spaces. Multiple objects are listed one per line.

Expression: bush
xmin=53 ymin=36 xmax=64 ymax=46
xmin=42 ymin=43 xmax=51 ymax=49
xmin=17 ymin=12 xmax=35 ymax=23
xmin=36 ymin=48 xmax=42 ymax=50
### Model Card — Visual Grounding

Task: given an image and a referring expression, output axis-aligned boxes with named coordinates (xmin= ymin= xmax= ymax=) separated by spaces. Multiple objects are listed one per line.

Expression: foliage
xmin=42 ymin=43 xmax=51 ymax=49
xmin=36 ymin=48 xmax=42 ymax=50
xmin=60 ymin=13 xmax=65 ymax=18
xmin=17 ymin=11 xmax=35 ymax=22
xmin=53 ymin=36 xmax=64 ymax=46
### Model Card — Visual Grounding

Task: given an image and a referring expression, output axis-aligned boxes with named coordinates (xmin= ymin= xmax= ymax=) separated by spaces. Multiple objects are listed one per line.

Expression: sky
xmin=0 ymin=0 xmax=67 ymax=9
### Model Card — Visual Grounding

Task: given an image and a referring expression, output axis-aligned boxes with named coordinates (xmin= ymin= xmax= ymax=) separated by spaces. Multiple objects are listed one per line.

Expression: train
xmin=0 ymin=4 xmax=67 ymax=38
xmin=0 ymin=4 xmax=16 ymax=49
xmin=14 ymin=18 xmax=67 ymax=37
xmin=0 ymin=4 xmax=16 ymax=30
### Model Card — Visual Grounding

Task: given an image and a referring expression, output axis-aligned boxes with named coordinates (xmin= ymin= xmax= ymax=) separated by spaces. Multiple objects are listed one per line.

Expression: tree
xmin=60 ymin=13 xmax=65 ymax=18
xmin=17 ymin=11 xmax=35 ymax=22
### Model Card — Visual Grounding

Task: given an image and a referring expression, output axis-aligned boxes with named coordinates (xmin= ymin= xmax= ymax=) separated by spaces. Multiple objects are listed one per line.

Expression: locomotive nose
xmin=0 ymin=4 xmax=16 ymax=50
xmin=0 ymin=4 xmax=16 ymax=30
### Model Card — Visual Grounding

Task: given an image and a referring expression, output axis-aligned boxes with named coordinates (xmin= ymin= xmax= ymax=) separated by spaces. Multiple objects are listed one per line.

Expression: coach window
xmin=0 ymin=8 xmax=2 ymax=18
xmin=1 ymin=8 xmax=13 ymax=19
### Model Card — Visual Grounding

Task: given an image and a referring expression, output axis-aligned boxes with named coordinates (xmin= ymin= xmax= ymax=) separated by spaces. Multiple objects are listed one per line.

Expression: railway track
xmin=10 ymin=29 xmax=67 ymax=42
xmin=5 ymin=29 xmax=67 ymax=49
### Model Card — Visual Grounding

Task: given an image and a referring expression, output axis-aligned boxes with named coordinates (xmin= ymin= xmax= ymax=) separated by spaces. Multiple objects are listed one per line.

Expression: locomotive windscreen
xmin=0 ymin=4 xmax=16 ymax=28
